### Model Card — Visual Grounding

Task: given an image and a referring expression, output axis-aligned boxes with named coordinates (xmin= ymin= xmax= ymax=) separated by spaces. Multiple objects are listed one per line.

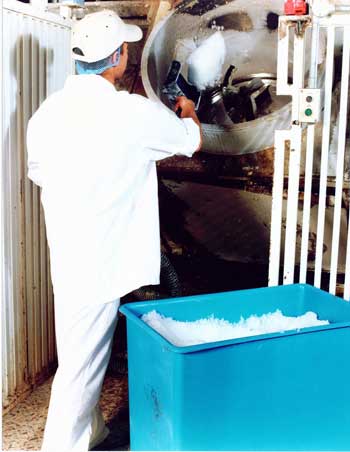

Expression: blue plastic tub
xmin=120 ymin=284 xmax=350 ymax=450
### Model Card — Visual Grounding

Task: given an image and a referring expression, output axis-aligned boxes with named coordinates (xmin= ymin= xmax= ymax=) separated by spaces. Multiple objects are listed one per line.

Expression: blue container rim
xmin=119 ymin=284 xmax=350 ymax=355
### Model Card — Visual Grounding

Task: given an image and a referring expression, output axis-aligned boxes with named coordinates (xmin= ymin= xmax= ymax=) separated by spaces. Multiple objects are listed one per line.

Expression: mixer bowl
xmin=141 ymin=0 xmax=293 ymax=155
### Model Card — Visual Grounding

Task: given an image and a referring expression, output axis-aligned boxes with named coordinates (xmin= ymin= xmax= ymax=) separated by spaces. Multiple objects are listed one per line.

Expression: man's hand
xmin=174 ymin=96 xmax=195 ymax=118
xmin=174 ymin=96 xmax=202 ymax=152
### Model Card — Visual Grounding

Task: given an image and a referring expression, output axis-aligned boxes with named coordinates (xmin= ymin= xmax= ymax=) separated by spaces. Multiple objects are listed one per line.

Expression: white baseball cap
xmin=72 ymin=10 xmax=143 ymax=63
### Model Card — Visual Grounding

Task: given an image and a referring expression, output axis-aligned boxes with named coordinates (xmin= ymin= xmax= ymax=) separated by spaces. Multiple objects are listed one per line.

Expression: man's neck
xmin=100 ymin=73 xmax=116 ymax=85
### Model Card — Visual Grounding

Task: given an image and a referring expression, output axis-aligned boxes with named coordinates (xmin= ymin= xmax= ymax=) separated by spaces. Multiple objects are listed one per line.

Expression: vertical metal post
xmin=276 ymin=19 xmax=293 ymax=96
xmin=299 ymin=19 xmax=320 ymax=283
xmin=314 ymin=25 xmax=335 ymax=288
xmin=283 ymin=25 xmax=305 ymax=284
xmin=283 ymin=126 xmax=303 ymax=284
xmin=329 ymin=27 xmax=350 ymax=294
xmin=268 ymin=131 xmax=288 ymax=286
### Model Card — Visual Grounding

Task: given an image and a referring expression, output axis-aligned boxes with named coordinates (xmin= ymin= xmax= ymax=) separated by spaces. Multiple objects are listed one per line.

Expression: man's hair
xmin=75 ymin=46 xmax=122 ymax=75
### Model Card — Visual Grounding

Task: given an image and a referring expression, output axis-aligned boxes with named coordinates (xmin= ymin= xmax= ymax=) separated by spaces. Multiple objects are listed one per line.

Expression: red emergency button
xmin=284 ymin=0 xmax=307 ymax=15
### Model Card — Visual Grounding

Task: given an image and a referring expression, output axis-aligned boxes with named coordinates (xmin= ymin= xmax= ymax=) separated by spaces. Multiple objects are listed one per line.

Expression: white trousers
xmin=42 ymin=299 xmax=120 ymax=452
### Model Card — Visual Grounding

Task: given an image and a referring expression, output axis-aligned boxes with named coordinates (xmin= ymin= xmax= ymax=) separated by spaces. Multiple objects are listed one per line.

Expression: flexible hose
xmin=133 ymin=252 xmax=182 ymax=300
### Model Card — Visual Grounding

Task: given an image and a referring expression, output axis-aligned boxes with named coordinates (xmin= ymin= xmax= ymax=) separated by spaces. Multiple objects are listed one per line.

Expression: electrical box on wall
xmin=298 ymin=88 xmax=321 ymax=123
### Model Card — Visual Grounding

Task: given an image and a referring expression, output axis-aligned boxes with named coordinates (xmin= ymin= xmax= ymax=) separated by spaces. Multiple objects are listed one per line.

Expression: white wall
xmin=2 ymin=0 xmax=72 ymax=411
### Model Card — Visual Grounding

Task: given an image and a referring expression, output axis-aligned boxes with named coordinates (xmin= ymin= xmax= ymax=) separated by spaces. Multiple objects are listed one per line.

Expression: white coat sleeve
xmin=132 ymin=95 xmax=201 ymax=161
xmin=26 ymin=117 xmax=43 ymax=187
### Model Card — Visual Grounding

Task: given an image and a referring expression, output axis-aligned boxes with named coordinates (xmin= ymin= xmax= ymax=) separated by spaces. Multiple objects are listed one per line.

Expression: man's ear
xmin=111 ymin=50 xmax=119 ymax=64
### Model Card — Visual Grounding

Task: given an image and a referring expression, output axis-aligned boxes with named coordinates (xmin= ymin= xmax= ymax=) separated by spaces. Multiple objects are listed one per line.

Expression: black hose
xmin=132 ymin=287 xmax=159 ymax=301
xmin=133 ymin=252 xmax=182 ymax=301
xmin=160 ymin=253 xmax=182 ymax=297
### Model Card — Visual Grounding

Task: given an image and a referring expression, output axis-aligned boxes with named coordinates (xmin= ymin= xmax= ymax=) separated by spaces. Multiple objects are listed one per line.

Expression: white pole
xmin=283 ymin=29 xmax=305 ymax=284
xmin=299 ymin=19 xmax=320 ymax=283
xmin=283 ymin=125 xmax=303 ymax=284
xmin=269 ymin=130 xmax=289 ymax=286
xmin=329 ymin=27 xmax=350 ymax=294
xmin=314 ymin=25 xmax=335 ymax=288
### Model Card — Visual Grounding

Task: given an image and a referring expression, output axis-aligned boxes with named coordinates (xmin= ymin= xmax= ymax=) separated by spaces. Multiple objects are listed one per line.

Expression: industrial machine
xmin=142 ymin=0 xmax=294 ymax=154
xmin=2 ymin=0 xmax=350 ymax=425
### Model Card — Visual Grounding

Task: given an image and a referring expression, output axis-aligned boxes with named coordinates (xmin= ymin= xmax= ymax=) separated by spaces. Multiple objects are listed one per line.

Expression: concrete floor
xmin=2 ymin=374 xmax=129 ymax=451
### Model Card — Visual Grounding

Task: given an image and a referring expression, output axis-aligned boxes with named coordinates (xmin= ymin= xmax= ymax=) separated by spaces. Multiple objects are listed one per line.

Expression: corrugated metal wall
xmin=2 ymin=0 xmax=72 ymax=412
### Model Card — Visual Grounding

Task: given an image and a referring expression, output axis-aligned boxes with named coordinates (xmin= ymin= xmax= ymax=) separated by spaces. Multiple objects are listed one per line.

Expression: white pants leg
xmin=41 ymin=299 xmax=120 ymax=452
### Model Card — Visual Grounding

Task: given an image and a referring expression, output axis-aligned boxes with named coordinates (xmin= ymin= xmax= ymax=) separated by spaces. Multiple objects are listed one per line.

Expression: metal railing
xmin=269 ymin=9 xmax=350 ymax=300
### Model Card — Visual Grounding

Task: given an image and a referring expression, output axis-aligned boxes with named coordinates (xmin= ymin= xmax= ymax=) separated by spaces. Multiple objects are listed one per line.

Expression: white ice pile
xmin=187 ymin=32 xmax=226 ymax=90
xmin=142 ymin=310 xmax=329 ymax=347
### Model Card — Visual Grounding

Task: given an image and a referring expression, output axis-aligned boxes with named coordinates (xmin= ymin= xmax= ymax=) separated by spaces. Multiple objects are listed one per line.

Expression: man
xmin=26 ymin=9 xmax=202 ymax=452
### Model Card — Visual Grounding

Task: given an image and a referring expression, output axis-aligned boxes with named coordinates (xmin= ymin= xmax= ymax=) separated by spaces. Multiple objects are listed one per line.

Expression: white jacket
xmin=26 ymin=74 xmax=200 ymax=306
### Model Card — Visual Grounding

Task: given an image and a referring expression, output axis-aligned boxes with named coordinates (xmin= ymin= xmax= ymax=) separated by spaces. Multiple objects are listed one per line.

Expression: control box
xmin=298 ymin=88 xmax=321 ymax=123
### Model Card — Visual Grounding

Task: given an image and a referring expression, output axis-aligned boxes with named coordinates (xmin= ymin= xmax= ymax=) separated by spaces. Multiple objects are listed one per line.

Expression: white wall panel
xmin=2 ymin=0 xmax=72 ymax=411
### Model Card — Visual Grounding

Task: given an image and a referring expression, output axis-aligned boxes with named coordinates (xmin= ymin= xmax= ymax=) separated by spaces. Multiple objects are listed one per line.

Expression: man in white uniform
xmin=26 ymin=10 xmax=202 ymax=452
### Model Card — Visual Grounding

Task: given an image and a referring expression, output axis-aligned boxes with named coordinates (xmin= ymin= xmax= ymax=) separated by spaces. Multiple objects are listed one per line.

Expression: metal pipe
xmin=283 ymin=125 xmax=303 ymax=284
xmin=268 ymin=130 xmax=288 ymax=286
xmin=276 ymin=19 xmax=293 ymax=96
xmin=299 ymin=18 xmax=320 ymax=283
xmin=283 ymin=29 xmax=305 ymax=284
xmin=308 ymin=18 xmax=320 ymax=90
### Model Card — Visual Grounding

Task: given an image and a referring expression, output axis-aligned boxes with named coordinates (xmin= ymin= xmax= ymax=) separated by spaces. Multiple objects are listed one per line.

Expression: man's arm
xmin=131 ymin=93 xmax=202 ymax=161
xmin=174 ymin=96 xmax=202 ymax=152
